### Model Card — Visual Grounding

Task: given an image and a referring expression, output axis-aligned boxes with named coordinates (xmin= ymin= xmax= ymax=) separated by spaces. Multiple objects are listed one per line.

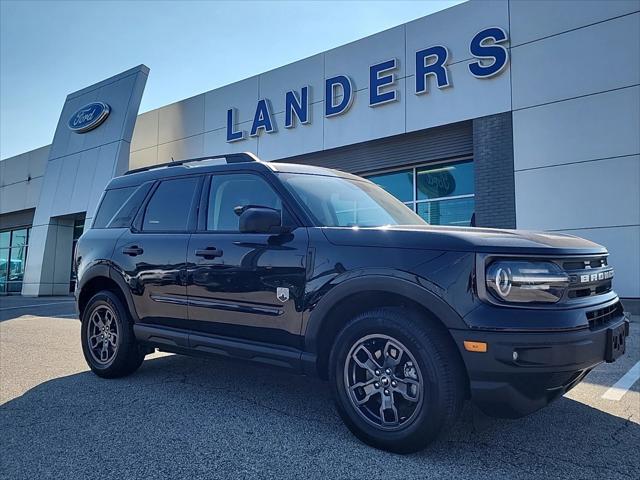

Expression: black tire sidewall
xmin=330 ymin=309 xmax=456 ymax=453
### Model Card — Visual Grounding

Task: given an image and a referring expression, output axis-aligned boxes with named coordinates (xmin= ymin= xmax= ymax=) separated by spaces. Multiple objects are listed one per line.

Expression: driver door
xmin=186 ymin=172 xmax=308 ymax=348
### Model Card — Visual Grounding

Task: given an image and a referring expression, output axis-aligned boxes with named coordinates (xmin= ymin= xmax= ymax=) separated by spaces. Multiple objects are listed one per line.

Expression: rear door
xmin=186 ymin=172 xmax=308 ymax=348
xmin=112 ymin=175 xmax=202 ymax=328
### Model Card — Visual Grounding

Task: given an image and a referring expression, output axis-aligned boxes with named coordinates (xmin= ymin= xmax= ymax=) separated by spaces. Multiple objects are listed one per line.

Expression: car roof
xmin=106 ymin=153 xmax=363 ymax=189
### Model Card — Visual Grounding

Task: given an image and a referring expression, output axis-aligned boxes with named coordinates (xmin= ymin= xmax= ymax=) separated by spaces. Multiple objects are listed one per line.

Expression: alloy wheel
xmin=343 ymin=334 xmax=423 ymax=431
xmin=86 ymin=305 xmax=119 ymax=365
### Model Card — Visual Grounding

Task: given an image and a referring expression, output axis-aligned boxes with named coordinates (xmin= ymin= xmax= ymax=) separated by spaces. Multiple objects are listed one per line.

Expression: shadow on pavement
xmin=1 ymin=353 xmax=638 ymax=480
xmin=0 ymin=298 xmax=76 ymax=322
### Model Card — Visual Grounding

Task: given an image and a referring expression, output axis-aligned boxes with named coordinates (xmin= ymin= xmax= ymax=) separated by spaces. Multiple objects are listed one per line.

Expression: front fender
xmin=303 ymin=272 xmax=468 ymax=354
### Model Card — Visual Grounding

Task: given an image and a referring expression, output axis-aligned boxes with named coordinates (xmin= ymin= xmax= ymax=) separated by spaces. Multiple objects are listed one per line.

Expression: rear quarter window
xmin=108 ymin=182 xmax=153 ymax=228
xmin=93 ymin=187 xmax=136 ymax=229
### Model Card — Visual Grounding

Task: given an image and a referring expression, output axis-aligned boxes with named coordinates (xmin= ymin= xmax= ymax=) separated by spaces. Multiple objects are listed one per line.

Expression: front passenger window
xmin=207 ymin=174 xmax=282 ymax=231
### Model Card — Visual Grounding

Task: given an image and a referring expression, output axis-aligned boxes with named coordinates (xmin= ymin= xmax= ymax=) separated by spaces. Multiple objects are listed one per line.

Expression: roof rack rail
xmin=124 ymin=152 xmax=259 ymax=175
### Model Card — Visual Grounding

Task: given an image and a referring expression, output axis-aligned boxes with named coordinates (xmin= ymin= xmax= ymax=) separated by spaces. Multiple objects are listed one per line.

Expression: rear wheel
xmin=329 ymin=307 xmax=465 ymax=453
xmin=81 ymin=291 xmax=145 ymax=378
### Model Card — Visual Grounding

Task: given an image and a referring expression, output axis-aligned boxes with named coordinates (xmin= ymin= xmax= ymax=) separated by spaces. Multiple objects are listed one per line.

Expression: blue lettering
xmin=250 ymin=99 xmax=276 ymax=137
xmin=325 ymin=75 xmax=353 ymax=117
xmin=415 ymin=46 xmax=450 ymax=94
xmin=285 ymin=86 xmax=309 ymax=128
xmin=468 ymin=27 xmax=509 ymax=78
xmin=226 ymin=108 xmax=244 ymax=142
xmin=369 ymin=59 xmax=398 ymax=107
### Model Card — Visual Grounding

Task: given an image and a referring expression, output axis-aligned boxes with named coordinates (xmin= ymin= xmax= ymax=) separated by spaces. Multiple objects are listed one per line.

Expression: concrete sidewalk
xmin=0 ymin=296 xmax=76 ymax=322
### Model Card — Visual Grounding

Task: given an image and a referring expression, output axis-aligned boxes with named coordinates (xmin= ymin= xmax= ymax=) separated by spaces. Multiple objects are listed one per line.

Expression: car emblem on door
xmin=276 ymin=287 xmax=289 ymax=302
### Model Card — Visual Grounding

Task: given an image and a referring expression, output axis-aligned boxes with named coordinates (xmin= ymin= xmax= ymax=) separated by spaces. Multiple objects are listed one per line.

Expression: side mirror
xmin=238 ymin=207 xmax=289 ymax=234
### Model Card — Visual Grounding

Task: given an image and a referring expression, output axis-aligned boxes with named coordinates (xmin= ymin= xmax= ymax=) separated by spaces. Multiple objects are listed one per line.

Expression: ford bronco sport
xmin=75 ymin=153 xmax=629 ymax=453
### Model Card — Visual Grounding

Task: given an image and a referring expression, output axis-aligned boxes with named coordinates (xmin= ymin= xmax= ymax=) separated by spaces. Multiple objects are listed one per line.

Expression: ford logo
xmin=68 ymin=102 xmax=110 ymax=133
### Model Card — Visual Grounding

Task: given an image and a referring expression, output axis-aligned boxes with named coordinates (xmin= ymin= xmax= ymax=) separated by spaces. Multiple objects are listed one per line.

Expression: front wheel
xmin=329 ymin=307 xmax=465 ymax=454
xmin=81 ymin=291 xmax=145 ymax=378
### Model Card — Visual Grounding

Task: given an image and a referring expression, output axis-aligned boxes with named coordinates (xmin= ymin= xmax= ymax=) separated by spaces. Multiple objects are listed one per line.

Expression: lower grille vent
xmin=587 ymin=302 xmax=623 ymax=330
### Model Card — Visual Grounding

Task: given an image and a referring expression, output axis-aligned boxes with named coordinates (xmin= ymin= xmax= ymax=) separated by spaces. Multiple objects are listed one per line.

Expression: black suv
xmin=75 ymin=153 xmax=629 ymax=453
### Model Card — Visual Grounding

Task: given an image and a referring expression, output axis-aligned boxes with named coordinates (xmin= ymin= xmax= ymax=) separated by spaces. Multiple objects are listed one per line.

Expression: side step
xmin=133 ymin=324 xmax=313 ymax=373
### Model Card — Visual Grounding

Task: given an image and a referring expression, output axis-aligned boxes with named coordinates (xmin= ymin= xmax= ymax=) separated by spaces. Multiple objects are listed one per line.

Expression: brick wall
xmin=473 ymin=112 xmax=516 ymax=229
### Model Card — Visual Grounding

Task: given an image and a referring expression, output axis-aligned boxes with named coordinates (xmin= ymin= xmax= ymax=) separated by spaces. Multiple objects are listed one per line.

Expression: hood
xmin=321 ymin=224 xmax=607 ymax=256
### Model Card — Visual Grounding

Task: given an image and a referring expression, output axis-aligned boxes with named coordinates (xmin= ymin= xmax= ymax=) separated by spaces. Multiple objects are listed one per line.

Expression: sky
xmin=0 ymin=0 xmax=464 ymax=160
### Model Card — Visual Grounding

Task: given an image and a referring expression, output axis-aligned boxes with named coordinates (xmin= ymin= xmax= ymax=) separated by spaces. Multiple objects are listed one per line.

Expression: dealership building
xmin=0 ymin=0 xmax=638 ymax=309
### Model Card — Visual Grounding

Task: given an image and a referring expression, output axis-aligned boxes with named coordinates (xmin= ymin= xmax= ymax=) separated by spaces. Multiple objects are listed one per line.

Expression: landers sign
xmin=226 ymin=27 xmax=509 ymax=142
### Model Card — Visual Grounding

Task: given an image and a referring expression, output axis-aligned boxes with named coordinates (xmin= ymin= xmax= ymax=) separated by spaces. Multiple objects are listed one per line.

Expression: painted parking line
xmin=601 ymin=360 xmax=640 ymax=401
xmin=0 ymin=301 xmax=75 ymax=311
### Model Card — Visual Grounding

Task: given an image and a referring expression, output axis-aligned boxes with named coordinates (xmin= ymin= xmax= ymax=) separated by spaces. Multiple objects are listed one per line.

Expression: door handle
xmin=122 ymin=246 xmax=144 ymax=256
xmin=195 ymin=247 xmax=223 ymax=259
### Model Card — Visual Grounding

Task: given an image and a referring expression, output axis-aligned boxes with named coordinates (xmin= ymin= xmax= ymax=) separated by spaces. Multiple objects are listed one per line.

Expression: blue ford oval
xmin=68 ymin=102 xmax=110 ymax=133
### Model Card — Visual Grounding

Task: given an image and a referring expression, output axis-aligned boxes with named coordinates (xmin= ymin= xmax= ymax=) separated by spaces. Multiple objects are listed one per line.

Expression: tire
xmin=81 ymin=290 xmax=145 ymax=378
xmin=329 ymin=307 xmax=465 ymax=454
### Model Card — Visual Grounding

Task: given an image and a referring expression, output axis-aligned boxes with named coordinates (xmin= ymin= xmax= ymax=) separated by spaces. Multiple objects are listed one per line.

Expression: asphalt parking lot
xmin=1 ymin=297 xmax=639 ymax=480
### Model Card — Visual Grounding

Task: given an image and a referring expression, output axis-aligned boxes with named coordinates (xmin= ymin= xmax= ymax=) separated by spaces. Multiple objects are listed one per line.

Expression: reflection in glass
xmin=11 ymin=229 xmax=27 ymax=248
xmin=0 ymin=232 xmax=9 ymax=249
xmin=0 ymin=227 xmax=30 ymax=294
xmin=367 ymin=169 xmax=414 ymax=203
xmin=417 ymin=197 xmax=475 ymax=226
xmin=0 ymin=248 xmax=8 ymax=291
xmin=366 ymin=160 xmax=475 ymax=227
xmin=8 ymin=246 xmax=26 ymax=281
xmin=282 ymin=173 xmax=425 ymax=227
xmin=416 ymin=161 xmax=474 ymax=200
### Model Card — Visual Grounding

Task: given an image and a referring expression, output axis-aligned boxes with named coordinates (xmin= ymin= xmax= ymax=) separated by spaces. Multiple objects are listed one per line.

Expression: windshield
xmin=280 ymin=173 xmax=427 ymax=227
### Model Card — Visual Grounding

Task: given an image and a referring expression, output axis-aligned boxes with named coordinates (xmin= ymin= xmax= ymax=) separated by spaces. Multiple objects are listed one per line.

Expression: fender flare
xmin=76 ymin=262 xmax=140 ymax=323
xmin=108 ymin=265 xmax=140 ymax=323
xmin=303 ymin=274 xmax=468 ymax=354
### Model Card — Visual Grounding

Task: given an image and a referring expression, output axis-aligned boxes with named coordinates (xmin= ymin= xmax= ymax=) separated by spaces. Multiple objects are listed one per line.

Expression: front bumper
xmin=450 ymin=310 xmax=629 ymax=418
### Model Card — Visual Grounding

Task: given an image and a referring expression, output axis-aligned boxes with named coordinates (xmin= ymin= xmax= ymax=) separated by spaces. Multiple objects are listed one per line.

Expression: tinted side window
xmin=143 ymin=177 xmax=199 ymax=232
xmin=207 ymin=174 xmax=282 ymax=231
xmin=108 ymin=182 xmax=153 ymax=228
xmin=93 ymin=187 xmax=135 ymax=228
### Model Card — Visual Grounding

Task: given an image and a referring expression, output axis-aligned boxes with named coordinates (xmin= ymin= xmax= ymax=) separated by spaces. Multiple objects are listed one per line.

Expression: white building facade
xmin=1 ymin=0 xmax=639 ymax=308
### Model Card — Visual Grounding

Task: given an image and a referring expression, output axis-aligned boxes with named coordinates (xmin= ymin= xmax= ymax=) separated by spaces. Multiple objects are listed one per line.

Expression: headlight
xmin=486 ymin=260 xmax=569 ymax=304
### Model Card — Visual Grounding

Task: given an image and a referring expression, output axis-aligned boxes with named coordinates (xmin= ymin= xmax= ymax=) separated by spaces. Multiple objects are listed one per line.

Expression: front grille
xmin=563 ymin=257 xmax=607 ymax=271
xmin=568 ymin=281 xmax=612 ymax=299
xmin=586 ymin=301 xmax=623 ymax=330
xmin=561 ymin=254 xmax=613 ymax=300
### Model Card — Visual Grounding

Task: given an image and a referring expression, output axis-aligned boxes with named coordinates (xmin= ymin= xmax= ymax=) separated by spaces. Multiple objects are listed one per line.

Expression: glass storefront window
xmin=366 ymin=159 xmax=475 ymax=227
xmin=0 ymin=227 xmax=30 ymax=294
xmin=0 ymin=248 xmax=8 ymax=292
xmin=367 ymin=169 xmax=413 ymax=203
xmin=417 ymin=197 xmax=475 ymax=226
xmin=73 ymin=219 xmax=85 ymax=240
xmin=9 ymin=245 xmax=26 ymax=280
xmin=11 ymin=229 xmax=27 ymax=248
xmin=416 ymin=161 xmax=474 ymax=200
xmin=0 ymin=231 xmax=10 ymax=249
